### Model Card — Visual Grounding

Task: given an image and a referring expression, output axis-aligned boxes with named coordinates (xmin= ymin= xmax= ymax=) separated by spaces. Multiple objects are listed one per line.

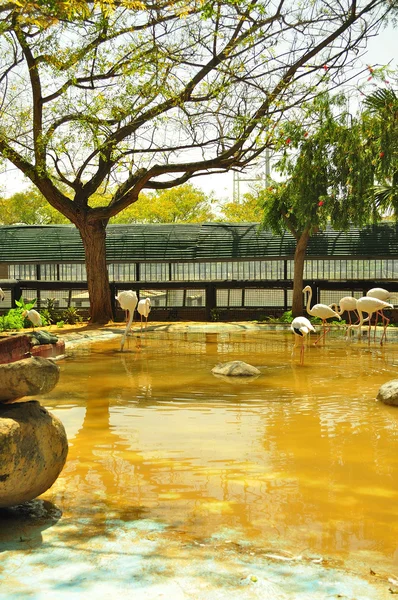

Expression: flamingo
xmin=302 ymin=285 xmax=341 ymax=344
xmin=329 ymin=296 xmax=359 ymax=325
xmin=366 ymin=288 xmax=393 ymax=338
xmin=137 ymin=297 xmax=151 ymax=333
xmin=116 ymin=290 xmax=138 ymax=351
xmin=22 ymin=308 xmax=42 ymax=331
xmin=291 ymin=316 xmax=315 ymax=365
xmin=347 ymin=296 xmax=393 ymax=345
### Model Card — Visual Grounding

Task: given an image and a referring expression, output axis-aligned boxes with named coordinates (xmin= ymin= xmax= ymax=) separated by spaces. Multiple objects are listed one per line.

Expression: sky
xmin=0 ymin=21 xmax=396 ymax=203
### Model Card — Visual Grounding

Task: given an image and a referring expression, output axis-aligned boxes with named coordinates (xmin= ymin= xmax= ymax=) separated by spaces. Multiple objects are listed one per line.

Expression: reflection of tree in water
xmin=45 ymin=333 xmax=398 ymax=557
xmin=254 ymin=349 xmax=398 ymax=555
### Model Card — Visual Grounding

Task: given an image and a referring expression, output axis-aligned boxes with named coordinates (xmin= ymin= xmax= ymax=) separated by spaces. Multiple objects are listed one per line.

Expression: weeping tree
xmin=259 ymin=93 xmax=377 ymax=316
xmin=0 ymin=0 xmax=392 ymax=323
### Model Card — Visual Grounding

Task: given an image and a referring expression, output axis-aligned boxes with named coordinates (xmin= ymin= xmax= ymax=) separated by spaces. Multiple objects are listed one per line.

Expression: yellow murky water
xmin=42 ymin=329 xmax=398 ymax=569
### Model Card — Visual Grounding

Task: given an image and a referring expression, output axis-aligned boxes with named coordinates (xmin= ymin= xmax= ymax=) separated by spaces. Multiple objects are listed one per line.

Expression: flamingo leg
xmin=368 ymin=315 xmax=372 ymax=344
xmin=373 ymin=311 xmax=379 ymax=340
xmin=120 ymin=310 xmax=134 ymax=351
xmin=314 ymin=321 xmax=328 ymax=345
xmin=380 ymin=312 xmax=390 ymax=345
xmin=299 ymin=340 xmax=305 ymax=366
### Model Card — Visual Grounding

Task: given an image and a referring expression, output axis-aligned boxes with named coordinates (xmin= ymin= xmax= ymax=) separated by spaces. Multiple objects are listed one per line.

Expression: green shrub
xmin=279 ymin=310 xmax=294 ymax=323
xmin=38 ymin=309 xmax=52 ymax=326
xmin=43 ymin=298 xmax=61 ymax=324
xmin=0 ymin=309 xmax=25 ymax=332
xmin=56 ymin=320 xmax=65 ymax=328
xmin=210 ymin=308 xmax=221 ymax=322
xmin=62 ymin=307 xmax=82 ymax=325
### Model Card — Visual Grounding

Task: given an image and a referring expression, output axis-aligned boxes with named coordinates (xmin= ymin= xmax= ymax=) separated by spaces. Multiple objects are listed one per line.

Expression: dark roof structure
xmin=0 ymin=222 xmax=397 ymax=263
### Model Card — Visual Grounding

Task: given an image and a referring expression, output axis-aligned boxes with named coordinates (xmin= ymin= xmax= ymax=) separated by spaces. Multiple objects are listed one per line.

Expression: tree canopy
xmin=258 ymin=92 xmax=376 ymax=315
xmin=0 ymin=0 xmax=393 ymax=322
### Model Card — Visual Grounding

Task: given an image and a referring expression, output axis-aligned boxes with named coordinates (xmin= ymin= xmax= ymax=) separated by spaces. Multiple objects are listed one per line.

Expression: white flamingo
xmin=291 ymin=316 xmax=315 ymax=365
xmin=366 ymin=288 xmax=394 ymax=339
xmin=348 ymin=296 xmax=393 ymax=345
xmin=329 ymin=296 xmax=359 ymax=325
xmin=116 ymin=290 xmax=138 ymax=351
xmin=137 ymin=297 xmax=151 ymax=332
xmin=302 ymin=285 xmax=341 ymax=344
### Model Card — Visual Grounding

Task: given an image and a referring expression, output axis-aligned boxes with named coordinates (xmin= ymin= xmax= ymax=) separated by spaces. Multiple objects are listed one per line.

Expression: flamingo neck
xmin=305 ymin=289 xmax=312 ymax=315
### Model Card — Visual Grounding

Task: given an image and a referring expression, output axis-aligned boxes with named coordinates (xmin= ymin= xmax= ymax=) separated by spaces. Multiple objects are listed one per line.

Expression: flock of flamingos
xmin=1 ymin=285 xmax=394 ymax=366
xmin=116 ymin=286 xmax=396 ymax=365
xmin=292 ymin=286 xmax=395 ymax=365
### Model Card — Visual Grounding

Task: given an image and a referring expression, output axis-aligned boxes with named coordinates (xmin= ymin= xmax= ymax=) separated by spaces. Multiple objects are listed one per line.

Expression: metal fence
xmin=9 ymin=257 xmax=398 ymax=283
xmin=1 ymin=278 xmax=397 ymax=322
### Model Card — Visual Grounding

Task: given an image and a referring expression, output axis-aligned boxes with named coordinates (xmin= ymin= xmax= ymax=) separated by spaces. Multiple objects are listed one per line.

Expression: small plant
xmin=210 ymin=308 xmax=221 ymax=322
xmin=56 ymin=320 xmax=65 ymax=328
xmin=62 ymin=307 xmax=82 ymax=325
xmin=279 ymin=310 xmax=294 ymax=323
xmin=261 ymin=315 xmax=280 ymax=324
xmin=39 ymin=309 xmax=52 ymax=326
xmin=15 ymin=296 xmax=37 ymax=312
xmin=43 ymin=298 xmax=60 ymax=324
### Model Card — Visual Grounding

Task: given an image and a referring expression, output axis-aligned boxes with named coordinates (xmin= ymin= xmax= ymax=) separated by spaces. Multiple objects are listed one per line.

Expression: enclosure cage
xmin=0 ymin=222 xmax=397 ymax=321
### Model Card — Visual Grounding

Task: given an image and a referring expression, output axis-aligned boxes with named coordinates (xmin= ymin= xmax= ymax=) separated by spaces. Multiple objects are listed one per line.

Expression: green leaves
xmin=15 ymin=296 xmax=37 ymax=311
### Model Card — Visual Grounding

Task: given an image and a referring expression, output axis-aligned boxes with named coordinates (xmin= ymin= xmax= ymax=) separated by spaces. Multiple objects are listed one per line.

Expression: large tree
xmin=259 ymin=92 xmax=376 ymax=316
xmin=0 ymin=0 xmax=392 ymax=322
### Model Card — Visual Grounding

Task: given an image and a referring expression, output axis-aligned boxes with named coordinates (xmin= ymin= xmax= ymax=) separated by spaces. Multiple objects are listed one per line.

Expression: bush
xmin=0 ymin=310 xmax=25 ymax=332
xmin=279 ymin=310 xmax=294 ymax=323
xmin=56 ymin=320 xmax=65 ymax=328
xmin=42 ymin=298 xmax=61 ymax=324
xmin=61 ymin=307 xmax=82 ymax=325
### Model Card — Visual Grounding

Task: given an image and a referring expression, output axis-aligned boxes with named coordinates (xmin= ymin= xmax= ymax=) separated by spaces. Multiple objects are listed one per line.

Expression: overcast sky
xmin=1 ymin=21 xmax=396 ymax=203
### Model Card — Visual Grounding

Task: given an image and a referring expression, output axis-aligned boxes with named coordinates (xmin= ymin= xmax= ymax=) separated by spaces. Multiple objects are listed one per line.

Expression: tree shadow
xmin=0 ymin=499 xmax=62 ymax=552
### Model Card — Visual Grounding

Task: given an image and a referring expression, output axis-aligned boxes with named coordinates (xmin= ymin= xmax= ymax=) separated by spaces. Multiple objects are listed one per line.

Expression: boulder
xmin=376 ymin=379 xmax=398 ymax=406
xmin=0 ymin=401 xmax=68 ymax=508
xmin=0 ymin=356 xmax=60 ymax=403
xmin=30 ymin=330 xmax=59 ymax=345
xmin=0 ymin=335 xmax=31 ymax=365
xmin=211 ymin=361 xmax=261 ymax=377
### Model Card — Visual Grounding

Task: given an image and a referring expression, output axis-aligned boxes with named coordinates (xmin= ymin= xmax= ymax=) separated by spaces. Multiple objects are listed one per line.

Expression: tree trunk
xmin=77 ymin=219 xmax=113 ymax=324
xmin=291 ymin=228 xmax=311 ymax=318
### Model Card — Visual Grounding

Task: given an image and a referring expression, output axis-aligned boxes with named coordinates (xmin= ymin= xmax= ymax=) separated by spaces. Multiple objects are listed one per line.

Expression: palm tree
xmin=363 ymin=86 xmax=398 ymax=215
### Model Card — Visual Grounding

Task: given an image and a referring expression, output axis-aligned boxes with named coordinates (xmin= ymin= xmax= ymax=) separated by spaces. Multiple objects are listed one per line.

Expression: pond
xmin=1 ymin=326 xmax=398 ymax=599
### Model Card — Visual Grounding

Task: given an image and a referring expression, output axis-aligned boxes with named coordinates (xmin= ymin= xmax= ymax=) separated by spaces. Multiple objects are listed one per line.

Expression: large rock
xmin=0 ymin=401 xmax=68 ymax=508
xmin=376 ymin=379 xmax=398 ymax=406
xmin=0 ymin=356 xmax=60 ymax=403
xmin=0 ymin=335 xmax=31 ymax=365
xmin=212 ymin=361 xmax=261 ymax=377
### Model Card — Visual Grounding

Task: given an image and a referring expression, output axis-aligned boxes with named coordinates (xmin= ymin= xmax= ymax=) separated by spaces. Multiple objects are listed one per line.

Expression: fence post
xmin=11 ymin=282 xmax=21 ymax=308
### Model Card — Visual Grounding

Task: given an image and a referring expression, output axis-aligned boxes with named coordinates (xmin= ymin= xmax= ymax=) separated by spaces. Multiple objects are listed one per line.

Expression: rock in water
xmin=0 ymin=401 xmax=68 ymax=508
xmin=30 ymin=330 xmax=59 ymax=345
xmin=211 ymin=361 xmax=261 ymax=377
xmin=376 ymin=379 xmax=398 ymax=406
xmin=0 ymin=356 xmax=60 ymax=403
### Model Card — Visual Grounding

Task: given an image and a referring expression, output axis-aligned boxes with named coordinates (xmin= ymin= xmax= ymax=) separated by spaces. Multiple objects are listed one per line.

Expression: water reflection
xmin=0 ymin=500 xmax=62 ymax=552
xmin=43 ymin=330 xmax=398 ymax=569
